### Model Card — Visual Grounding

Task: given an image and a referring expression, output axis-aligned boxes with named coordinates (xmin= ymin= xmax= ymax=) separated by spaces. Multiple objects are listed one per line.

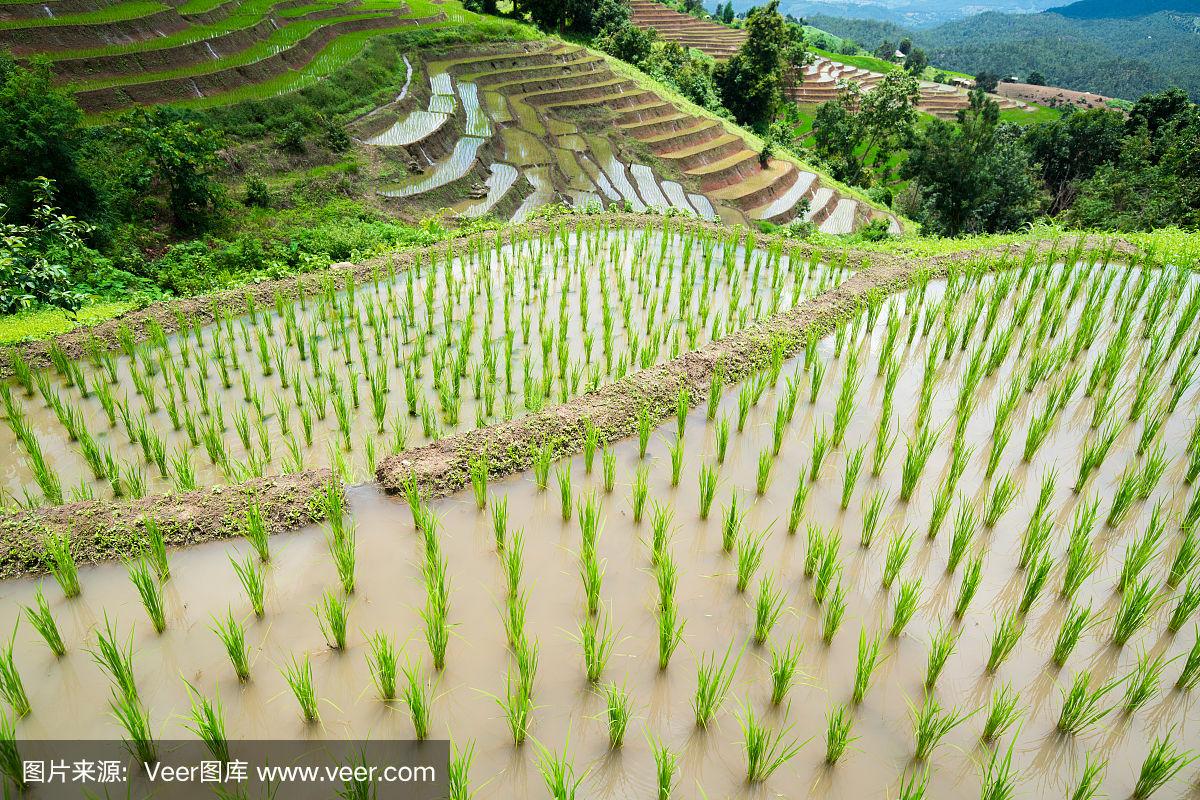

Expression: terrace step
xmin=708 ymin=159 xmax=796 ymax=210
xmin=657 ymin=132 xmax=744 ymax=172
xmin=684 ymin=147 xmax=761 ymax=190
xmin=818 ymin=198 xmax=859 ymax=234
xmin=747 ymin=170 xmax=818 ymax=222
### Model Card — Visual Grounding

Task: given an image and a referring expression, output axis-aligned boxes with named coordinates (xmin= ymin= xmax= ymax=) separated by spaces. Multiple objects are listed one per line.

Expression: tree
xmin=1026 ymin=71 xmax=1046 ymax=85
xmin=682 ymin=0 xmax=703 ymax=15
xmin=596 ymin=22 xmax=657 ymax=67
xmin=721 ymin=1 xmax=734 ymax=23
xmin=0 ymin=56 xmax=95 ymax=222
xmin=873 ymin=40 xmax=895 ymax=61
xmin=522 ymin=0 xmax=626 ymax=34
xmin=0 ymin=178 xmax=91 ymax=315
xmin=714 ymin=0 xmax=790 ymax=131
xmin=1126 ymin=87 xmax=1191 ymax=137
xmin=974 ymin=71 xmax=1000 ymax=93
xmin=903 ymin=47 xmax=928 ymax=75
xmin=1022 ymin=107 xmax=1125 ymax=213
xmin=812 ymin=70 xmax=921 ymax=187
xmin=898 ymin=37 xmax=912 ymax=55
xmin=116 ymin=108 xmax=225 ymax=233
xmin=901 ymin=90 xmax=1045 ymax=235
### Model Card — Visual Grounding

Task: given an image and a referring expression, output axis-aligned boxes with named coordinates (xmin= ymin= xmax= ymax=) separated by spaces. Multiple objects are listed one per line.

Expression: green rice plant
xmin=979 ymin=734 xmax=1017 ymax=800
xmin=649 ymin=734 xmax=678 ymax=800
xmin=578 ymin=611 xmax=615 ymax=684
xmin=1119 ymin=503 xmax=1166 ymax=593
xmin=1057 ymin=671 xmax=1119 ymax=734
xmin=824 ymin=703 xmax=857 ymax=764
xmin=241 ymin=500 xmax=270 ymax=563
xmin=1052 ymin=603 xmax=1097 ymax=668
xmin=491 ymin=496 xmax=508 ymax=551
xmin=0 ymin=708 xmax=24 ymax=791
xmin=603 ymin=681 xmax=632 ymax=748
xmin=707 ymin=363 xmax=725 ymax=421
xmin=882 ymin=527 xmax=914 ymax=589
xmin=43 ymin=530 xmax=80 ymax=598
xmin=860 ymin=489 xmax=887 ymax=547
xmin=890 ymin=577 xmax=922 ymax=638
xmin=754 ymin=574 xmax=787 ymax=644
xmin=367 ymin=631 xmax=398 ymax=701
xmin=715 ymin=416 xmax=730 ymax=464
xmin=1106 ymin=466 xmax=1142 ymax=527
xmin=496 ymin=661 xmax=533 ymax=746
xmin=787 ymin=477 xmax=810 ymax=536
xmin=469 ymin=455 xmax=489 ymax=509
xmin=897 ymin=767 xmax=929 ymax=800
xmin=557 ymin=464 xmax=573 ymax=522
xmin=1018 ymin=551 xmax=1053 ymax=615
xmin=1168 ymin=527 xmax=1200 ymax=588
xmin=602 ymin=448 xmax=616 ymax=492
xmin=110 ymin=689 xmax=156 ymax=764
xmin=947 ymin=502 xmax=975 ymax=573
xmin=926 ymin=482 xmax=954 ymax=542
xmin=955 ymin=555 xmax=983 ymax=619
xmin=1068 ymin=754 xmax=1106 ymax=800
xmin=313 ymin=588 xmax=350 ymax=652
xmin=22 ymin=585 xmax=64 ymax=657
xmin=1176 ymin=630 xmax=1200 ymax=690
xmin=230 ymin=553 xmax=265 ymax=617
xmin=400 ymin=660 xmax=433 ymax=740
xmin=899 ymin=426 xmax=939 ymax=502
xmin=872 ymin=413 xmax=896 ymax=478
xmin=128 ymin=558 xmax=167 ymax=633
xmin=1133 ymin=733 xmax=1196 ymax=798
xmin=328 ymin=525 xmax=356 ymax=595
xmin=769 ymin=635 xmax=803 ymax=705
xmin=853 ymin=628 xmax=882 ymax=704
xmin=631 ymin=466 xmax=649 ymax=524
xmin=142 ymin=516 xmax=170 ymax=582
xmin=810 ymin=358 xmax=826 ymax=403
xmin=736 ymin=527 xmax=767 ymax=592
xmin=822 ymin=578 xmax=847 ymax=644
xmin=756 ymin=448 xmax=773 ymax=495
xmin=183 ymin=681 xmax=229 ymax=763
xmin=983 ymin=474 xmax=1019 ymax=528
xmin=533 ymin=440 xmax=553 ymax=489
xmin=1169 ymin=577 xmax=1200 ymax=632
xmin=698 ymin=463 xmax=718 ymax=520
xmin=981 ymin=683 xmax=1021 ymax=742
xmin=637 ymin=405 xmax=653 ymax=458
xmin=986 ymin=608 xmax=1025 ymax=673
xmin=1124 ymin=649 xmax=1169 ymax=713
xmin=693 ymin=642 xmax=740 ymax=728
xmin=282 ymin=654 xmax=320 ymax=723
xmin=924 ymin=622 xmax=960 ymax=690
xmin=657 ymin=595 xmax=685 ymax=670
xmin=0 ymin=630 xmax=29 ymax=718
xmin=1075 ymin=420 xmax=1123 ymax=491
xmin=211 ymin=608 xmax=250 ymax=682
xmin=1061 ymin=503 xmax=1102 ymax=600
xmin=448 ymin=739 xmax=475 ymax=800
xmin=910 ymin=695 xmax=973 ymax=760
xmin=534 ymin=737 xmax=586 ymax=800
xmin=1112 ymin=576 xmax=1161 ymax=646
xmin=738 ymin=703 xmax=806 ymax=783
xmin=840 ymin=447 xmax=864 ymax=511
xmin=809 ymin=424 xmax=832 ymax=481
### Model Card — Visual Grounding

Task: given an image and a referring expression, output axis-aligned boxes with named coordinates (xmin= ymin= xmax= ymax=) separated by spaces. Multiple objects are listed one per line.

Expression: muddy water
xmin=4 ymin=266 xmax=1198 ymax=797
xmin=0 ymin=228 xmax=848 ymax=504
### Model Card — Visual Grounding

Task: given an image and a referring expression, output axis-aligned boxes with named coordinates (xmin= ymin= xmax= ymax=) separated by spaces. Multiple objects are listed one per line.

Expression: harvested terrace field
xmin=356 ymin=40 xmax=898 ymax=231
xmin=1 ymin=216 xmax=1199 ymax=798
xmin=995 ymin=81 xmax=1119 ymax=112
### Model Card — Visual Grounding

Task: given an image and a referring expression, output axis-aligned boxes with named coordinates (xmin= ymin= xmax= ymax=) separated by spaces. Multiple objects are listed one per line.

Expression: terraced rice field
xmin=0 ymin=0 xmax=455 ymax=111
xmin=354 ymin=41 xmax=898 ymax=230
xmin=1 ymin=229 xmax=1198 ymax=799
xmin=627 ymin=0 xmax=1030 ymax=121
xmin=0 ymin=220 xmax=853 ymax=506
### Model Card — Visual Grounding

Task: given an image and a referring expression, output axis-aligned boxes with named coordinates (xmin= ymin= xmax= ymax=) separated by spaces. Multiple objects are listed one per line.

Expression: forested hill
xmin=1047 ymin=0 xmax=1200 ymax=18
xmin=805 ymin=9 xmax=1200 ymax=101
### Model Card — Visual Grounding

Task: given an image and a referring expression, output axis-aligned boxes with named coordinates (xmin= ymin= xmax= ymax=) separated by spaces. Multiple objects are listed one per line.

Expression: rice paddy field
xmin=0 ymin=218 xmax=1199 ymax=799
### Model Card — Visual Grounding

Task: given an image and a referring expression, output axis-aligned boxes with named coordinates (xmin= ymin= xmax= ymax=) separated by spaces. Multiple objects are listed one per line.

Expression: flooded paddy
xmin=0 ymin=223 xmax=850 ymax=506
xmin=3 ymin=251 xmax=1199 ymax=798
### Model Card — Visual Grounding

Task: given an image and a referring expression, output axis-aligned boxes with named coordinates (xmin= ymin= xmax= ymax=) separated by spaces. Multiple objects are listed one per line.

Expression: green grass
xmin=0 ymin=0 xmax=166 ymax=31
xmin=0 ymin=302 xmax=136 ymax=346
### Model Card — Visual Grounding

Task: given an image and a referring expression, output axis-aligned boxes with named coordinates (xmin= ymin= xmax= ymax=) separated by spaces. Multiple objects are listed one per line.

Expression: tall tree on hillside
xmin=0 ymin=56 xmax=95 ymax=222
xmin=1022 ymin=107 xmax=1125 ymax=213
xmin=721 ymin=1 xmax=735 ymax=23
xmin=903 ymin=47 xmax=928 ymax=75
xmin=812 ymin=70 xmax=921 ymax=187
xmin=900 ymin=90 xmax=1045 ymax=235
xmin=714 ymin=0 xmax=791 ymax=131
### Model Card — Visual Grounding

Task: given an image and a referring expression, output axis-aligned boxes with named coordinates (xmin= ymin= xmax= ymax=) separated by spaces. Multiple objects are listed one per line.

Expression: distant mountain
xmin=1047 ymin=0 xmax=1200 ymax=19
xmin=773 ymin=0 xmax=1059 ymax=27
xmin=803 ymin=7 xmax=1200 ymax=100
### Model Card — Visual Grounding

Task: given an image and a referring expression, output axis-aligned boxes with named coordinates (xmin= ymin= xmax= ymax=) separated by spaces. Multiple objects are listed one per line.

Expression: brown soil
xmin=996 ymin=81 xmax=1118 ymax=111
xmin=0 ymin=469 xmax=334 ymax=579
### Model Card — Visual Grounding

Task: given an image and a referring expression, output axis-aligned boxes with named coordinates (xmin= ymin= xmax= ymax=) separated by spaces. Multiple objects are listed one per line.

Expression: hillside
xmin=805 ymin=9 xmax=1200 ymax=101
xmin=1047 ymin=0 xmax=1200 ymax=18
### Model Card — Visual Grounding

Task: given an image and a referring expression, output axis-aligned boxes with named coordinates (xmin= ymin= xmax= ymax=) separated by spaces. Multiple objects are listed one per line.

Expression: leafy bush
xmin=0 ymin=178 xmax=92 ymax=315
